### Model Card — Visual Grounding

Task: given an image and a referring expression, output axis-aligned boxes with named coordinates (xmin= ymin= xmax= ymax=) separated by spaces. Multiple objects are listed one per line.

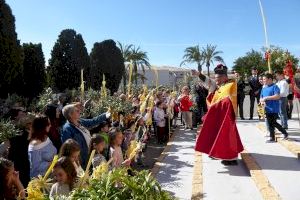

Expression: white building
xmin=138 ymin=65 xmax=191 ymax=87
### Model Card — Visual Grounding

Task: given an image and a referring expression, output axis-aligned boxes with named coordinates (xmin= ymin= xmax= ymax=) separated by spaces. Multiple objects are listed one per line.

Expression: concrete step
xmin=256 ymin=118 xmax=300 ymax=159
xmin=237 ymin=121 xmax=300 ymax=200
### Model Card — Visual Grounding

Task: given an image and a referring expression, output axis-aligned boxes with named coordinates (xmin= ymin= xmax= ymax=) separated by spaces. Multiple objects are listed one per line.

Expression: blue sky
xmin=6 ymin=0 xmax=300 ymax=69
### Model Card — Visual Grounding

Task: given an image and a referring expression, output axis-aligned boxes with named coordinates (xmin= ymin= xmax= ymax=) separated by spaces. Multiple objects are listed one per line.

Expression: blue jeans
xmin=279 ymin=97 xmax=288 ymax=128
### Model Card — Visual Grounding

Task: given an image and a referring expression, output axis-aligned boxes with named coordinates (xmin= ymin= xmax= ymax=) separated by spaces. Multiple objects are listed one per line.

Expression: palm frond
xmin=202 ymin=45 xmax=223 ymax=66
xmin=181 ymin=45 xmax=203 ymax=68
xmin=214 ymin=55 xmax=224 ymax=63
xmin=117 ymin=42 xmax=134 ymax=62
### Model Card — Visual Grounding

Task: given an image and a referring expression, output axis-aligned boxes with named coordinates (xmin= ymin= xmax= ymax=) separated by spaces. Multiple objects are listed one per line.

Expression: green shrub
xmin=0 ymin=119 xmax=20 ymax=142
xmin=68 ymin=169 xmax=173 ymax=200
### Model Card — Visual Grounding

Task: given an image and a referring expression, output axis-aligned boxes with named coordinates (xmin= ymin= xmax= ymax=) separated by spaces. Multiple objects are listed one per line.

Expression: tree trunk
xmin=207 ymin=63 xmax=210 ymax=77
xmin=197 ymin=63 xmax=202 ymax=72
xmin=135 ymin=74 xmax=138 ymax=85
xmin=134 ymin=63 xmax=138 ymax=85
xmin=123 ymin=74 xmax=127 ymax=93
xmin=142 ymin=71 xmax=147 ymax=84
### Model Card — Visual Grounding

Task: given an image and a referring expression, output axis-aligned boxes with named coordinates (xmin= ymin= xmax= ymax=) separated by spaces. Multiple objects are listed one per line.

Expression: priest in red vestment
xmin=195 ymin=64 xmax=244 ymax=165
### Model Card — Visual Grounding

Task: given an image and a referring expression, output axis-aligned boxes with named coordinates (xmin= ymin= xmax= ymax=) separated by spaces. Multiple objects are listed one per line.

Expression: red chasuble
xmin=195 ymin=80 xmax=244 ymax=160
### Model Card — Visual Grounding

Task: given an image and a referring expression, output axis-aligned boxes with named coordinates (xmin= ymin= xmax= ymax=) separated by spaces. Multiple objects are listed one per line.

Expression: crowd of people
xmin=194 ymin=64 xmax=298 ymax=166
xmin=234 ymin=67 xmax=300 ymax=142
xmin=1 ymin=65 xmax=298 ymax=198
xmin=235 ymin=67 xmax=294 ymax=121
xmin=0 ymin=85 xmax=197 ymax=199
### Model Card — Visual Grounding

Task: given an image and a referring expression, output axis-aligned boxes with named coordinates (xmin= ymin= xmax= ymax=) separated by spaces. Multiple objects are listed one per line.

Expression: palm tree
xmin=130 ymin=46 xmax=151 ymax=85
xmin=180 ymin=45 xmax=203 ymax=72
xmin=136 ymin=73 xmax=148 ymax=84
xmin=118 ymin=42 xmax=133 ymax=62
xmin=117 ymin=42 xmax=133 ymax=92
xmin=117 ymin=43 xmax=151 ymax=87
xmin=202 ymin=44 xmax=224 ymax=77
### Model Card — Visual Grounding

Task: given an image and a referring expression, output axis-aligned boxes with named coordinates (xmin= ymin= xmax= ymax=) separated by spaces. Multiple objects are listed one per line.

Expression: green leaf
xmin=0 ymin=119 xmax=20 ymax=142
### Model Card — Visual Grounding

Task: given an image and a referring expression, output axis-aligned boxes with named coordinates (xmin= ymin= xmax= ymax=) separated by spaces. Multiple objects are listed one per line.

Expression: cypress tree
xmin=0 ymin=0 xmax=23 ymax=97
xmin=48 ymin=29 xmax=89 ymax=92
xmin=22 ymin=43 xmax=46 ymax=99
xmin=90 ymin=40 xmax=125 ymax=94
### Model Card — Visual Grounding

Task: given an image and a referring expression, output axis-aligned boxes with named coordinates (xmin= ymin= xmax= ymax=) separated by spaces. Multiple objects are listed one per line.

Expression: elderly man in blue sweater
xmin=61 ymin=103 xmax=111 ymax=168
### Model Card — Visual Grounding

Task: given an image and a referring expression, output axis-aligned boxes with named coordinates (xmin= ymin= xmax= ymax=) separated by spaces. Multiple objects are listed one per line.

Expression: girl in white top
xmin=90 ymin=134 xmax=107 ymax=169
xmin=59 ymin=139 xmax=84 ymax=176
xmin=109 ymin=128 xmax=131 ymax=169
xmin=50 ymin=157 xmax=77 ymax=199
xmin=154 ymin=101 xmax=167 ymax=143
xmin=154 ymin=102 xmax=166 ymax=128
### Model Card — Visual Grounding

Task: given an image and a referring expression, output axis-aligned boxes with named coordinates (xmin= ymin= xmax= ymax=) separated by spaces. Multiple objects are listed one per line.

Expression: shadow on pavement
xmin=156 ymin=154 xmax=194 ymax=184
xmin=217 ymin=160 xmax=251 ymax=177
xmin=250 ymin=153 xmax=300 ymax=171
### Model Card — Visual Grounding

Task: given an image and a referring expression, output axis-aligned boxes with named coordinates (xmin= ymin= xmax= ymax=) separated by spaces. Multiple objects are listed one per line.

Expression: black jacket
xmin=237 ymin=79 xmax=246 ymax=97
xmin=8 ymin=130 xmax=30 ymax=187
xmin=193 ymin=84 xmax=208 ymax=101
xmin=248 ymin=75 xmax=262 ymax=96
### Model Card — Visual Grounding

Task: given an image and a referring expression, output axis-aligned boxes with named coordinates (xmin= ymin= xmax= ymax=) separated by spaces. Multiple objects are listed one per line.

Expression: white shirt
xmin=154 ymin=107 xmax=166 ymax=127
xmin=50 ymin=183 xmax=70 ymax=199
xmin=110 ymin=146 xmax=124 ymax=168
xmin=276 ymin=79 xmax=289 ymax=97
xmin=74 ymin=124 xmax=91 ymax=147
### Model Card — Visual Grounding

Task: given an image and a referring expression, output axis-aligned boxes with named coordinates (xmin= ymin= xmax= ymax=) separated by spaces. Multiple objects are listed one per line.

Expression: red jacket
xmin=179 ymin=95 xmax=193 ymax=112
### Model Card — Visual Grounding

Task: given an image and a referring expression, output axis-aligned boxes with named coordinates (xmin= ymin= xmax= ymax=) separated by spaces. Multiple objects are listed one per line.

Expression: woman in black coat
xmin=5 ymin=108 xmax=33 ymax=187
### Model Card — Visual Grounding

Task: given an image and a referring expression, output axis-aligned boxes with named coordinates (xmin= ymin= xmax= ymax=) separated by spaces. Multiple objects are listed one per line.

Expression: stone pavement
xmin=202 ymin=153 xmax=262 ymax=200
xmin=238 ymin=117 xmax=300 ymax=200
xmin=155 ymin=115 xmax=300 ymax=200
xmin=155 ymin=127 xmax=196 ymax=200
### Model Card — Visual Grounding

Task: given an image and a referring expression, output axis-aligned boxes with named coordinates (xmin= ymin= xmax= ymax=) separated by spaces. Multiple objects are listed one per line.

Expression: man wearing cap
xmin=195 ymin=64 xmax=244 ymax=165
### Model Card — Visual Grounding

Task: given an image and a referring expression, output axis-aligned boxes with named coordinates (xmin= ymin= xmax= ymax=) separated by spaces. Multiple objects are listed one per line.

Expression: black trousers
xmin=266 ymin=113 xmax=288 ymax=140
xmin=250 ymin=94 xmax=260 ymax=118
xmin=237 ymin=94 xmax=245 ymax=118
xmin=157 ymin=127 xmax=166 ymax=143
xmin=196 ymin=98 xmax=207 ymax=124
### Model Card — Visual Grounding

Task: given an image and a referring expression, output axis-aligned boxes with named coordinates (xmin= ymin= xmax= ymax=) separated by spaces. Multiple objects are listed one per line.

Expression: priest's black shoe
xmin=221 ymin=160 xmax=238 ymax=166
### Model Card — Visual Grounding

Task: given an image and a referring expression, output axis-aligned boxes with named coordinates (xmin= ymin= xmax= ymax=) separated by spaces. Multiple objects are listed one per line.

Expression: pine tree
xmin=90 ymin=40 xmax=125 ymax=94
xmin=22 ymin=43 xmax=46 ymax=99
xmin=0 ymin=0 xmax=24 ymax=97
xmin=48 ymin=29 xmax=90 ymax=92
